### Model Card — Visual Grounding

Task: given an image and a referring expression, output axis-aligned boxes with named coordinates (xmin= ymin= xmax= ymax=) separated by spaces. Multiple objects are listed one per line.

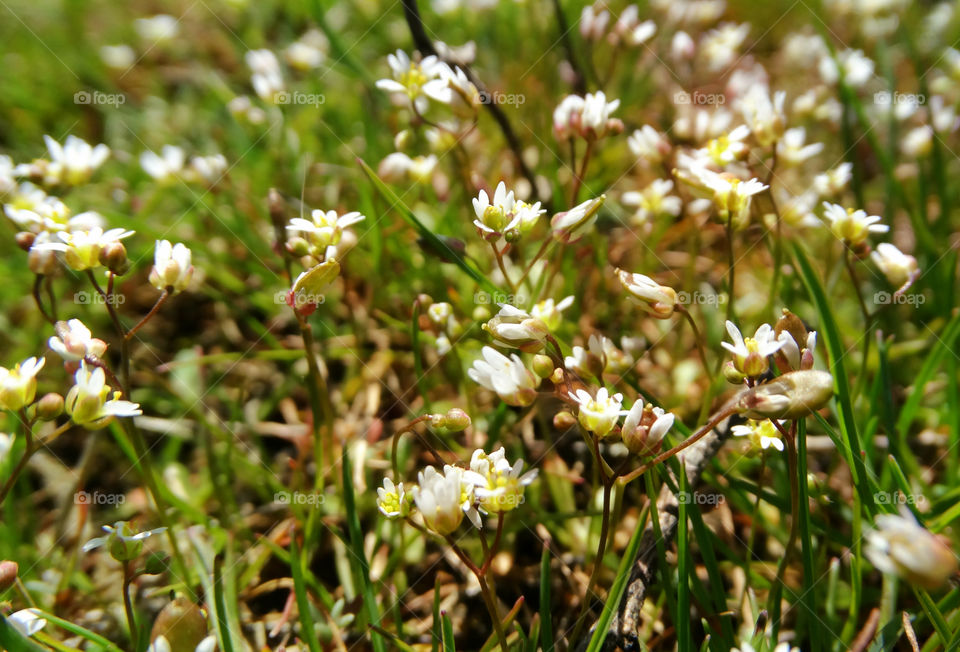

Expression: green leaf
xmin=540 ymin=543 xmax=555 ymax=652
xmin=289 ymin=530 xmax=321 ymax=652
xmin=441 ymin=611 xmax=456 ymax=652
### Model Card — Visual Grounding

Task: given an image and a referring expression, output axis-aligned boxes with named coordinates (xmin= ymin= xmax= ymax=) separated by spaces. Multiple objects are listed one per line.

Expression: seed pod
xmin=0 ymin=560 xmax=18 ymax=592
xmin=150 ymin=597 xmax=208 ymax=651
xmin=738 ymin=370 xmax=834 ymax=419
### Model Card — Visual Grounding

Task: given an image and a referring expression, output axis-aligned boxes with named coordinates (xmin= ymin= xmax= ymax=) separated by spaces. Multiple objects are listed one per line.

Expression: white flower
xmin=412 ymin=465 xmax=472 ymax=534
xmin=285 ymin=30 xmax=327 ymax=71
xmin=820 ymin=49 xmax=875 ymax=87
xmin=702 ymin=125 xmax=751 ymax=166
xmin=580 ymin=3 xmax=611 ymax=41
xmin=49 ymin=319 xmax=108 ymax=363
xmin=134 ymin=14 xmax=179 ymax=41
xmin=471 ymin=181 xmax=545 ymax=240
xmin=34 ymin=226 xmax=134 ymax=271
xmin=66 ymin=361 xmax=142 ymax=428
xmin=82 ymin=521 xmax=166 ymax=561
xmin=731 ymin=419 xmax=785 ymax=452
xmin=377 ymin=478 xmax=411 ymax=519
xmin=812 ymin=162 xmax=853 ymax=197
xmin=865 ymin=508 xmax=958 ymax=589
xmin=551 ymin=195 xmax=605 ymax=243
xmin=621 ymin=179 xmax=682 ymax=224
xmin=777 ymin=127 xmax=823 ymax=166
xmin=287 ymin=209 xmax=365 ymax=254
xmin=901 ymin=125 xmax=933 ymax=158
xmin=721 ymin=320 xmax=783 ymax=378
xmin=568 ymin=387 xmax=624 ymax=438
xmin=0 ymin=433 xmax=12 ymax=463
xmin=0 ymin=357 xmax=45 ymax=411
xmin=149 ymin=240 xmax=194 ymax=294
xmin=741 ymin=87 xmax=786 ymax=147
xmin=463 ymin=447 xmax=537 ymax=513
xmin=621 ymin=398 xmax=675 ymax=456
xmin=777 ymin=330 xmax=817 ymax=371
xmin=822 ymin=202 xmax=888 ymax=245
xmin=0 ymin=155 xmax=16 ymax=198
xmin=140 ymin=145 xmax=186 ymax=183
xmin=676 ymin=159 xmax=766 ymax=230
xmin=186 ymin=154 xmax=228 ymax=184
xmin=612 ymin=7 xmax=656 ymax=46
xmin=929 ymin=95 xmax=958 ymax=133
xmin=871 ymin=243 xmax=919 ymax=288
xmin=99 ymin=44 xmax=135 ymax=69
xmin=8 ymin=608 xmax=45 ymax=637
xmin=245 ymin=49 xmax=285 ymax=102
xmin=564 ymin=334 xmax=607 ymax=381
xmin=43 ymin=135 xmax=110 ymax=186
xmin=378 ymin=152 xmax=438 ymax=184
xmin=483 ymin=304 xmax=548 ymax=348
xmin=530 ymin=296 xmax=574 ymax=331
xmin=375 ymin=50 xmax=451 ymax=107
xmin=553 ymin=92 xmax=621 ymax=140
xmin=628 ymin=125 xmax=671 ymax=164
xmin=699 ymin=23 xmax=750 ymax=72
xmin=616 ymin=269 xmax=677 ymax=318
xmin=467 ymin=346 xmax=538 ymax=406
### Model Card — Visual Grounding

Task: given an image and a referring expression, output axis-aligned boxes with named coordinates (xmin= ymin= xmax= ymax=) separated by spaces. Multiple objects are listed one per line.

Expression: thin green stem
xmin=121 ymin=561 xmax=138 ymax=644
xmin=125 ymin=290 xmax=169 ymax=341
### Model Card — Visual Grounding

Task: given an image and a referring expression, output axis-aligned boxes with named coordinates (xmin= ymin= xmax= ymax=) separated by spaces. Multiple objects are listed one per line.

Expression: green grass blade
xmin=796 ymin=419 xmax=822 ymax=651
xmin=676 ymin=469 xmax=691 ymax=652
xmin=289 ymin=529 xmax=321 ymax=652
xmin=0 ymin=614 xmax=54 ymax=652
xmin=213 ymin=557 xmax=237 ymax=652
xmin=357 ymin=158 xmax=500 ymax=295
xmin=540 ymin=542 xmax=555 ymax=652
xmin=441 ymin=611 xmax=456 ymax=652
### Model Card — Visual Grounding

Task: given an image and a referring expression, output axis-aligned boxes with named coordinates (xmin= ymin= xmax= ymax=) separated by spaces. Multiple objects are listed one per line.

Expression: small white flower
xmin=621 ymin=179 xmax=682 ymax=225
xmin=49 ymin=319 xmax=108 ymax=363
xmin=721 ymin=320 xmax=783 ymax=378
xmin=468 ymin=346 xmax=538 ymax=406
xmin=901 ymin=125 xmax=933 ymax=159
xmin=621 ymin=398 xmax=675 ymax=456
xmin=822 ymin=202 xmax=888 ymax=245
xmin=134 ymin=14 xmax=179 ymax=42
xmin=530 ymin=296 xmax=574 ymax=331
xmin=0 ymin=357 xmax=46 ymax=411
xmin=627 ymin=125 xmax=671 ymax=165
xmin=376 ymin=477 xmax=411 ymax=519
xmin=245 ymin=49 xmax=285 ymax=102
xmin=871 ymin=243 xmax=919 ymax=288
xmin=482 ymin=304 xmax=549 ymax=348
xmin=149 ymin=240 xmax=194 ymax=294
xmin=375 ymin=50 xmax=450 ymax=108
xmin=699 ymin=23 xmax=750 ymax=72
xmin=676 ymin=159 xmax=766 ymax=230
xmin=148 ymin=635 xmax=219 ymax=652
xmin=140 ymin=145 xmax=186 ymax=183
xmin=580 ymin=3 xmax=611 ymax=41
xmin=287 ymin=209 xmax=365 ymax=254
xmin=740 ymin=87 xmax=786 ymax=147
xmin=550 ymin=195 xmax=605 ymax=243
xmin=186 ymin=154 xmax=228 ymax=184
xmin=777 ymin=127 xmax=824 ymax=166
xmin=66 ymin=361 xmax=142 ymax=428
xmin=702 ymin=125 xmax=751 ymax=166
xmin=568 ymin=387 xmax=625 ymax=438
xmin=616 ymin=269 xmax=677 ymax=318
xmin=99 ymin=44 xmax=135 ymax=69
xmin=8 ymin=608 xmax=45 ymax=637
xmin=33 ymin=226 xmax=134 ymax=271
xmin=731 ymin=419 xmax=785 ymax=452
xmin=865 ymin=507 xmax=958 ymax=589
xmin=412 ymin=465 xmax=472 ymax=534
xmin=553 ymin=92 xmax=621 ymax=140
xmin=820 ymin=48 xmax=875 ymax=87
xmin=463 ymin=447 xmax=537 ymax=513
xmin=812 ymin=162 xmax=853 ymax=197
xmin=611 ymin=7 xmax=656 ymax=47
xmin=43 ymin=135 xmax=110 ymax=186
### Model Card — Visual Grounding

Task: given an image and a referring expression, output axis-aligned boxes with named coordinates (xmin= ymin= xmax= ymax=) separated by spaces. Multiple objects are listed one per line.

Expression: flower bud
xmin=723 ymin=360 xmax=747 ymax=384
xmin=738 ymin=370 xmax=834 ymax=420
xmin=16 ymin=232 xmax=36 ymax=252
xmin=441 ymin=408 xmax=471 ymax=431
xmin=35 ymin=392 xmax=64 ymax=420
xmin=286 ymin=236 xmax=311 ymax=257
xmin=532 ymin=354 xmax=555 ymax=379
xmin=29 ymin=246 xmax=59 ymax=276
xmin=99 ymin=241 xmax=130 ymax=276
xmin=150 ymin=598 xmax=209 ymax=652
xmin=0 ymin=560 xmax=18 ymax=592
xmin=553 ymin=410 xmax=577 ymax=430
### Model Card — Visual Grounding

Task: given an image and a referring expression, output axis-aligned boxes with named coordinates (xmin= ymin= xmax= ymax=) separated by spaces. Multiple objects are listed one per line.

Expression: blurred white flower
xmin=822 ymin=202 xmax=888 ymax=245
xmin=820 ymin=48 xmax=875 ymax=87
xmin=871 ymin=242 xmax=919 ymax=288
xmin=245 ymin=49 xmax=285 ymax=102
xmin=553 ymin=92 xmax=621 ymax=140
xmin=375 ymin=50 xmax=451 ymax=108
xmin=699 ymin=23 xmax=750 ymax=72
xmin=611 ymin=7 xmax=656 ymax=46
xmin=43 ymin=135 xmax=110 ymax=186
xmin=865 ymin=508 xmax=958 ymax=589
xmin=140 ymin=145 xmax=185 ymax=183
xmin=149 ymin=240 xmax=194 ymax=294
xmin=616 ymin=269 xmax=677 ymax=318
xmin=740 ymin=87 xmax=786 ymax=147
xmin=99 ymin=44 xmax=136 ymax=69
xmin=134 ymin=14 xmax=179 ymax=42
xmin=622 ymin=179 xmax=683 ymax=225
xmin=186 ymin=154 xmax=228 ymax=184
xmin=551 ymin=195 xmax=605 ymax=243
xmin=731 ymin=419 xmax=785 ymax=452
xmin=777 ymin=127 xmax=823 ymax=166
xmin=287 ymin=209 xmax=365 ymax=253
xmin=530 ymin=296 xmax=574 ymax=331
xmin=580 ymin=3 xmax=611 ymax=41
xmin=628 ymin=125 xmax=671 ymax=165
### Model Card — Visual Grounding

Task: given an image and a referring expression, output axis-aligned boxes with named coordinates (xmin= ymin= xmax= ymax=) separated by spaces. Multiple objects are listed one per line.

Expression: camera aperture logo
xmin=75 ymin=490 xmax=125 ymax=506
xmin=275 ymin=491 xmax=325 ymax=507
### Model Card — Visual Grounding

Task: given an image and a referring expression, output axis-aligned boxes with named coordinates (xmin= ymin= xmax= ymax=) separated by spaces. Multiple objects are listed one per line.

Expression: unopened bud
xmin=738 ymin=370 xmax=834 ymax=419
xmin=550 ymin=367 xmax=565 ymax=385
xmin=150 ymin=598 xmax=208 ymax=652
xmin=774 ymin=309 xmax=808 ymax=350
xmin=441 ymin=408 xmax=471 ymax=431
xmin=286 ymin=236 xmax=310 ymax=258
xmin=723 ymin=360 xmax=747 ymax=384
xmin=35 ymin=392 xmax=64 ymax=420
xmin=532 ymin=354 xmax=555 ymax=379
xmin=553 ymin=410 xmax=577 ymax=430
xmin=0 ymin=560 xmax=18 ymax=592
xmin=16 ymin=232 xmax=36 ymax=251
xmin=29 ymin=247 xmax=59 ymax=275
xmin=99 ymin=241 xmax=130 ymax=276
